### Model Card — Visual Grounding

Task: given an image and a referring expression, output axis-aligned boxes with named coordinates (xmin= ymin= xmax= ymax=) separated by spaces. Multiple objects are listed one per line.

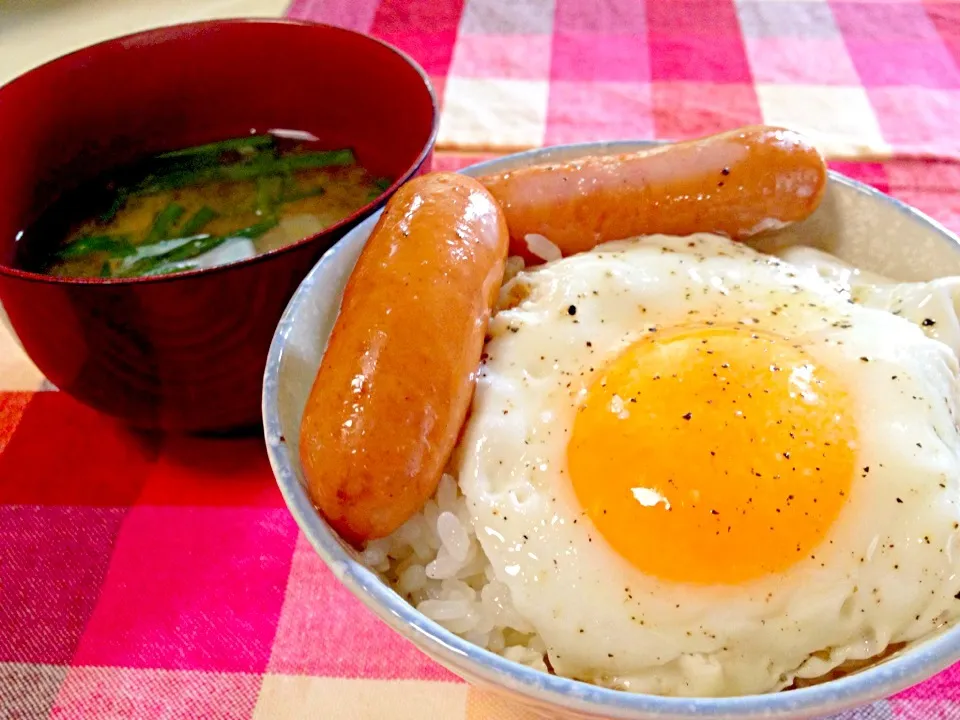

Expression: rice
xmin=524 ymin=233 xmax=562 ymax=262
xmin=360 ymin=472 xmax=548 ymax=671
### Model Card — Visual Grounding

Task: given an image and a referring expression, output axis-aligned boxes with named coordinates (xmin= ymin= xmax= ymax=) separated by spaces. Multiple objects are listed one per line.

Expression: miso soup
xmin=17 ymin=131 xmax=390 ymax=278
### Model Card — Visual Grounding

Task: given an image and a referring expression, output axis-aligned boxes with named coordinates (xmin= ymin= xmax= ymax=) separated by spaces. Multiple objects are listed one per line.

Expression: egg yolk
xmin=567 ymin=325 xmax=856 ymax=585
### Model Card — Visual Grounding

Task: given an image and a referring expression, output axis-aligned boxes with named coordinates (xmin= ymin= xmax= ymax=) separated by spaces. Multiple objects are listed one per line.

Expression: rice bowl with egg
xmin=358 ymin=231 xmax=960 ymax=698
xmin=266 ymin=136 xmax=960 ymax=718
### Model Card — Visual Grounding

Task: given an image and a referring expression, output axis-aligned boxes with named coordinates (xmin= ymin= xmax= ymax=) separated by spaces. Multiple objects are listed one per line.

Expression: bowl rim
xmin=0 ymin=18 xmax=439 ymax=287
xmin=263 ymin=140 xmax=960 ymax=719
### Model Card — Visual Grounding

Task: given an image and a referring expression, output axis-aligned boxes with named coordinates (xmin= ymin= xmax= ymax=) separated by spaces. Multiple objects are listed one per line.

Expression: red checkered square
xmin=827 ymin=161 xmax=891 ymax=194
xmin=374 ymin=31 xmax=461 ymax=76
xmin=647 ymin=0 xmax=743 ymax=38
xmin=0 ymin=393 xmax=158 ymax=506
xmin=0 ymin=506 xmax=127 ymax=663
xmin=52 ymin=667 xmax=261 ymax=720
xmin=268 ymin=533 xmax=457 ymax=680
xmin=370 ymin=0 xmax=465 ymax=34
xmin=652 ymin=82 xmax=762 ymax=139
xmin=551 ymin=33 xmax=651 ymax=82
xmin=545 ymin=81 xmax=655 ymax=145
xmin=450 ymin=34 xmax=552 ymax=80
xmin=649 ymin=36 xmax=753 ymax=83
xmin=136 ymin=436 xmax=283 ymax=508
xmin=371 ymin=0 xmax=466 ymax=75
xmin=646 ymin=0 xmax=750 ymax=83
xmin=72 ymin=507 xmax=297 ymax=673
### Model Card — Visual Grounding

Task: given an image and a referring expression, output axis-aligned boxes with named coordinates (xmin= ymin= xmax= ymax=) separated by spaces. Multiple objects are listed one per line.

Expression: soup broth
xmin=17 ymin=131 xmax=390 ymax=278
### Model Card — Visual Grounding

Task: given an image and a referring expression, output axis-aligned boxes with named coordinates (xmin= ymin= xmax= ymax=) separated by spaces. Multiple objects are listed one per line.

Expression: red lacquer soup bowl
xmin=0 ymin=20 xmax=437 ymax=432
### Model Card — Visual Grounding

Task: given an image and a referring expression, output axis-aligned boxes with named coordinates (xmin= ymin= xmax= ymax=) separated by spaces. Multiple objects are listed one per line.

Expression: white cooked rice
xmin=524 ymin=233 xmax=562 ymax=262
xmin=360 ymin=473 xmax=549 ymax=671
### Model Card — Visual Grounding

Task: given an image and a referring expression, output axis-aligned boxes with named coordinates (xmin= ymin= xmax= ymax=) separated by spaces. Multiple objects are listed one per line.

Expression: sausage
xmin=478 ymin=126 xmax=827 ymax=260
xmin=299 ymin=173 xmax=509 ymax=546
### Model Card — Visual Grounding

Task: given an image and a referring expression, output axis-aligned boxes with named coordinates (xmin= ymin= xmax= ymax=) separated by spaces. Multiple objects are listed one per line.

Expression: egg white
xmin=455 ymin=233 xmax=960 ymax=697
xmin=779 ymin=245 xmax=960 ymax=361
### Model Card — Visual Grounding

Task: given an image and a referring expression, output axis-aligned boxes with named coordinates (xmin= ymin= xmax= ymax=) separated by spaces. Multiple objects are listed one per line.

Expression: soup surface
xmin=17 ymin=131 xmax=389 ymax=278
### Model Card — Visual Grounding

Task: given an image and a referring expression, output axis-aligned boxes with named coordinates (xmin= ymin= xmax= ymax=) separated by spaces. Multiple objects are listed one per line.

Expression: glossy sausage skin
xmin=299 ymin=173 xmax=509 ymax=546
xmin=479 ymin=126 xmax=827 ymax=259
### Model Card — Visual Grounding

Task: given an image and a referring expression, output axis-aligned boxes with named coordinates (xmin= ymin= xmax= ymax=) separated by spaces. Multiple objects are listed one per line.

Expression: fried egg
xmin=455 ymin=233 xmax=960 ymax=697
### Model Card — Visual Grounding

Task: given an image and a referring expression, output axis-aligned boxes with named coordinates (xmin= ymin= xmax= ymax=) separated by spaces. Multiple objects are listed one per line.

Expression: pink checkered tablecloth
xmin=4 ymin=1 xmax=960 ymax=718
xmin=289 ymin=0 xmax=960 ymax=161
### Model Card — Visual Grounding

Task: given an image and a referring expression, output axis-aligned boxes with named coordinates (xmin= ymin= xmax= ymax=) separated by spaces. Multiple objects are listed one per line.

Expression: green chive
xmin=229 ymin=216 xmax=279 ymax=240
xmin=160 ymin=235 xmax=228 ymax=264
xmin=99 ymin=261 xmax=112 ymax=277
xmin=133 ymin=149 xmax=355 ymax=195
xmin=58 ymin=234 xmax=135 ymax=259
xmin=156 ymin=134 xmax=274 ymax=160
xmin=133 ymin=158 xmax=267 ymax=195
xmin=178 ymin=206 xmax=218 ymax=237
xmin=117 ymin=233 xmax=226 ymax=277
xmin=144 ymin=202 xmax=186 ymax=244
xmin=373 ymin=177 xmax=393 ymax=191
xmin=255 ymin=176 xmax=284 ymax=216
xmin=129 ymin=236 xmax=198 ymax=260
xmin=281 ymin=149 xmax=356 ymax=171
